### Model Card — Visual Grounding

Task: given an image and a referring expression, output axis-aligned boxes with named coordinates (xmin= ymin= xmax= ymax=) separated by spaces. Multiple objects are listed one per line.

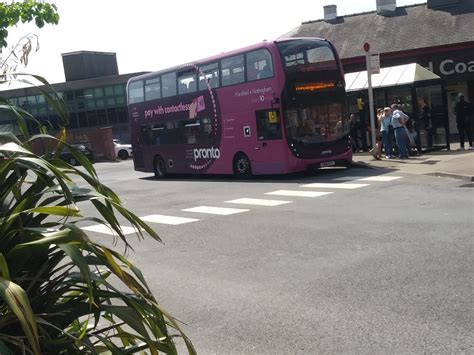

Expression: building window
xmin=107 ymin=108 xmax=118 ymax=124
xmin=78 ymin=112 xmax=88 ymax=127
xmin=114 ymin=85 xmax=124 ymax=96
xmin=94 ymin=88 xmax=104 ymax=97
xmin=104 ymin=86 xmax=114 ymax=97
xmin=69 ymin=113 xmax=78 ymax=128
xmin=97 ymin=110 xmax=107 ymax=126
xmin=88 ymin=111 xmax=98 ymax=127
xmin=117 ymin=107 xmax=128 ymax=123
xmin=115 ymin=96 xmax=125 ymax=105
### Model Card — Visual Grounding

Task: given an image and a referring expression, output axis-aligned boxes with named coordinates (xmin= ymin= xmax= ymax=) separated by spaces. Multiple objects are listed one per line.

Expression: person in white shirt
xmin=391 ymin=103 xmax=410 ymax=159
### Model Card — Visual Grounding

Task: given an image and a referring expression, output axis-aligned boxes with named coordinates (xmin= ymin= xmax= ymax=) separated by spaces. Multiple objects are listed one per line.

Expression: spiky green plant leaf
xmin=0 ymin=73 xmax=194 ymax=353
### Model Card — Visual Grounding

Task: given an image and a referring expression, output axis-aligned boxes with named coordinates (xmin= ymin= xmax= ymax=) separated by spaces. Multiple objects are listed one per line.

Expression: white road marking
xmin=301 ymin=182 xmax=369 ymax=189
xmin=141 ymin=214 xmax=200 ymax=225
xmin=182 ymin=206 xmax=250 ymax=215
xmin=225 ymin=198 xmax=292 ymax=206
xmin=359 ymin=176 xmax=403 ymax=182
xmin=333 ymin=176 xmax=369 ymax=181
xmin=334 ymin=176 xmax=403 ymax=182
xmin=83 ymin=224 xmax=137 ymax=235
xmin=265 ymin=190 xmax=333 ymax=197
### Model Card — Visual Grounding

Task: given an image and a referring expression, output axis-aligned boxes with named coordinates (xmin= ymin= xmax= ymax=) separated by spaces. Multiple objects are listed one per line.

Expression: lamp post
xmin=364 ymin=42 xmax=377 ymax=149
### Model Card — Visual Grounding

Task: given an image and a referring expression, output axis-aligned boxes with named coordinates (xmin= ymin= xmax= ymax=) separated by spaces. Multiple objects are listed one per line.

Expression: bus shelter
xmin=345 ymin=63 xmax=449 ymax=152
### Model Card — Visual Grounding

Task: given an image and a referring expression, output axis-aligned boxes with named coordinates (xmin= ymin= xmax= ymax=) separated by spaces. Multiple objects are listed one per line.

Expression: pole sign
xmin=363 ymin=43 xmax=377 ymax=149
xmin=370 ymin=52 xmax=380 ymax=74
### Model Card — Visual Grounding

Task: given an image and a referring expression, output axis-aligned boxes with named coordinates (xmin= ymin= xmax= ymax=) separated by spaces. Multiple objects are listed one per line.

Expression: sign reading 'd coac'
xmin=427 ymin=59 xmax=474 ymax=76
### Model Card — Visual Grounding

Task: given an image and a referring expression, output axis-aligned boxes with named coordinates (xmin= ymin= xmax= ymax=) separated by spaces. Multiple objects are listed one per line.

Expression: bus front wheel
xmin=154 ymin=156 xmax=166 ymax=178
xmin=233 ymin=153 xmax=252 ymax=178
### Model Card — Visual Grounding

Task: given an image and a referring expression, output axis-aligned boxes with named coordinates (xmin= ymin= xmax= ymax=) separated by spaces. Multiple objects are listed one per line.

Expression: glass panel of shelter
xmin=416 ymin=84 xmax=445 ymax=150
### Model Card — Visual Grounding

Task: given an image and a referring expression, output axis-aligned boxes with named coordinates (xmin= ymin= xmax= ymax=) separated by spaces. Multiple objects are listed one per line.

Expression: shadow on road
xmin=138 ymin=164 xmax=399 ymax=184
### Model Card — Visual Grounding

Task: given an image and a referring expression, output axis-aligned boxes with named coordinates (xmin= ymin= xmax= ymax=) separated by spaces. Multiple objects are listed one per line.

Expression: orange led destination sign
xmin=295 ymin=82 xmax=336 ymax=92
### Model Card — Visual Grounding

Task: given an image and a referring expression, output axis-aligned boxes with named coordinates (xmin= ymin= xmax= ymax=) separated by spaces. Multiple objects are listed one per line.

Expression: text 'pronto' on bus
xmin=126 ymin=38 xmax=351 ymax=178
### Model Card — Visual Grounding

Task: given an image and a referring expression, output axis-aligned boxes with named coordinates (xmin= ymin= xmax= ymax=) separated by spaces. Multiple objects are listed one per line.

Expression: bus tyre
xmin=233 ymin=153 xmax=252 ymax=178
xmin=154 ymin=156 xmax=166 ymax=178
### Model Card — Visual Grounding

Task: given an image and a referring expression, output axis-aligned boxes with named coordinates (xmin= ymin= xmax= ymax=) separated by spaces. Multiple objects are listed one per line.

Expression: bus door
xmin=253 ymin=109 xmax=285 ymax=174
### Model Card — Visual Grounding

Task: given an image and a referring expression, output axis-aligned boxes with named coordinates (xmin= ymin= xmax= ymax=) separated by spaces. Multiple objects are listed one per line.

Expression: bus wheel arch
xmin=233 ymin=152 xmax=252 ymax=178
xmin=153 ymin=155 xmax=166 ymax=178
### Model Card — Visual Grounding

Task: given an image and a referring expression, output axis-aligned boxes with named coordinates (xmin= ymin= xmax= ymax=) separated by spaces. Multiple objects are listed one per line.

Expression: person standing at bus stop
xmin=454 ymin=93 xmax=473 ymax=150
xmin=380 ymin=107 xmax=394 ymax=158
xmin=391 ymin=103 xmax=410 ymax=159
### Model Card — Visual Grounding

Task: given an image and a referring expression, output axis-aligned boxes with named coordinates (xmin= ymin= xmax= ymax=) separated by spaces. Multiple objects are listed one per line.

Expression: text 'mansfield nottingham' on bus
xmin=126 ymin=38 xmax=352 ymax=178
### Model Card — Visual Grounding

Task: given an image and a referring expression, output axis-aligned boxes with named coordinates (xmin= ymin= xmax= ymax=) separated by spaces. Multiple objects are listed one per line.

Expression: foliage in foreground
xmin=0 ymin=80 xmax=195 ymax=353
xmin=0 ymin=1 xmax=59 ymax=48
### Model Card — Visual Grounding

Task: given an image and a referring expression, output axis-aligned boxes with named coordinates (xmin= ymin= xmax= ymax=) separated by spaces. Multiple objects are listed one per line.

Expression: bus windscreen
xmin=277 ymin=39 xmax=348 ymax=158
xmin=277 ymin=40 xmax=339 ymax=73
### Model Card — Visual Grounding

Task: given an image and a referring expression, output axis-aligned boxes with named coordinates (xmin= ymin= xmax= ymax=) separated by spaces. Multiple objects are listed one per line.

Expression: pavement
xmin=352 ymin=142 xmax=474 ymax=182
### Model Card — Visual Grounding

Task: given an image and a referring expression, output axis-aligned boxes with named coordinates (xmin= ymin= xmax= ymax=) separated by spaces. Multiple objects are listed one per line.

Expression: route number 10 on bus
xmin=126 ymin=37 xmax=352 ymax=178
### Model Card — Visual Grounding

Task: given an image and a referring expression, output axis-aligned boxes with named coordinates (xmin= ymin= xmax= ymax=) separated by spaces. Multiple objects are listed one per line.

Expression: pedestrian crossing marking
xmin=334 ymin=176 xmax=403 ymax=182
xmin=141 ymin=214 xmax=200 ymax=225
xmin=182 ymin=206 xmax=250 ymax=215
xmin=225 ymin=198 xmax=292 ymax=206
xmin=83 ymin=224 xmax=138 ymax=236
xmin=301 ymin=182 xmax=369 ymax=189
xmin=359 ymin=176 xmax=403 ymax=182
xmin=265 ymin=190 xmax=333 ymax=197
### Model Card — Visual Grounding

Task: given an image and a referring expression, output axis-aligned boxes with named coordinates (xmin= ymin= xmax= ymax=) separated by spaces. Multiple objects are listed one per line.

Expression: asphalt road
xmin=81 ymin=160 xmax=473 ymax=354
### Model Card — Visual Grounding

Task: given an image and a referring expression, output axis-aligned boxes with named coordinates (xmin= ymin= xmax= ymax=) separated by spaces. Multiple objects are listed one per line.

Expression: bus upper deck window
xmin=178 ymin=70 xmax=197 ymax=95
xmin=221 ymin=55 xmax=245 ymax=86
xmin=198 ymin=63 xmax=219 ymax=90
xmin=247 ymin=49 xmax=273 ymax=81
xmin=128 ymin=81 xmax=144 ymax=104
xmin=162 ymin=72 xmax=177 ymax=98
xmin=145 ymin=77 xmax=161 ymax=101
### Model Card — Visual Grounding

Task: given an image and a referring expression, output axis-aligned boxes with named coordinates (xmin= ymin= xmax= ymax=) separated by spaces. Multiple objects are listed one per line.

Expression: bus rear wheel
xmin=154 ymin=156 xmax=166 ymax=178
xmin=233 ymin=153 xmax=252 ymax=178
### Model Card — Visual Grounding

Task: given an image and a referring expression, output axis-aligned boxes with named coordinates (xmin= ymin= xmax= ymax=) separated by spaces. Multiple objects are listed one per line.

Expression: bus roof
xmin=128 ymin=37 xmax=328 ymax=83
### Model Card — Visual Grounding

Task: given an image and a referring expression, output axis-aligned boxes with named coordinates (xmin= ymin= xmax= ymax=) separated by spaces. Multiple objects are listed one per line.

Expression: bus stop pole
xmin=364 ymin=47 xmax=376 ymax=149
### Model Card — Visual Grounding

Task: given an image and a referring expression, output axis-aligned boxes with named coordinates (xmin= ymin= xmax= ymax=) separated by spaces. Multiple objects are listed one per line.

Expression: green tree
xmin=0 ymin=1 xmax=60 ymax=48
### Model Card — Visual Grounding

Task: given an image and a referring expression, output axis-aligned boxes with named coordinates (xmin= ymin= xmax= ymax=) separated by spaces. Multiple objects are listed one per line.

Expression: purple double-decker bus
xmin=127 ymin=38 xmax=351 ymax=177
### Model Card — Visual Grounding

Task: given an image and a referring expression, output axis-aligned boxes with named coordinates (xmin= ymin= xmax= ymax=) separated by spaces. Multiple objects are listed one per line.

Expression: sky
xmin=4 ymin=0 xmax=422 ymax=86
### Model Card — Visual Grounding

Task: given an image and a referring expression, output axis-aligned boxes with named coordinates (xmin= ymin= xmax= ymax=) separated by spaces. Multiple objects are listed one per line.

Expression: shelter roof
xmin=345 ymin=63 xmax=441 ymax=92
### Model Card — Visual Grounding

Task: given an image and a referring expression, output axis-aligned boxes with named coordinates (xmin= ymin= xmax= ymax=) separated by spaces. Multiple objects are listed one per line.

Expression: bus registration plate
xmin=320 ymin=160 xmax=335 ymax=167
